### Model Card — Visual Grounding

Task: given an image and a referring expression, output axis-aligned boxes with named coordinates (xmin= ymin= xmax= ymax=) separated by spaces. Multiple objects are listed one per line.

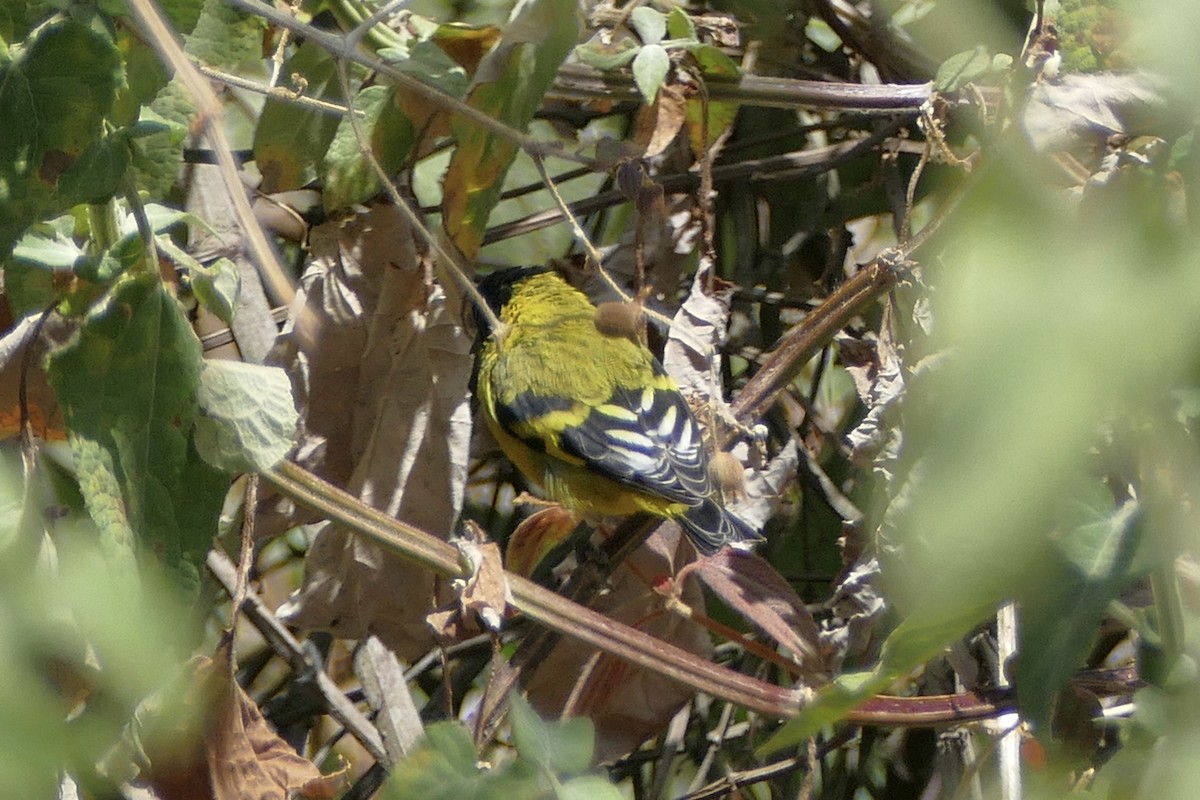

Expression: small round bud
xmin=709 ymin=451 xmax=745 ymax=498
xmin=594 ymin=300 xmax=647 ymax=343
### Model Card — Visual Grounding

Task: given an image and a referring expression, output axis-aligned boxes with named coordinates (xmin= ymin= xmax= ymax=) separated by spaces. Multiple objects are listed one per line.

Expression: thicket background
xmin=2 ymin=0 xmax=1199 ymax=797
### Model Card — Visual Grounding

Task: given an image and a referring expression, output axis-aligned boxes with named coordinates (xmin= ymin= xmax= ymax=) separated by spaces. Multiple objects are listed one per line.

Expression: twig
xmin=553 ymin=63 xmax=932 ymax=111
xmin=195 ymin=61 xmax=357 ymax=117
xmin=331 ymin=60 xmax=500 ymax=332
xmin=262 ymin=460 xmax=801 ymax=717
xmin=530 ymin=153 xmax=607 ymax=274
xmin=483 ymin=123 xmax=908 ymax=245
xmin=223 ymin=0 xmax=593 ymax=168
xmin=729 ymin=163 xmax=977 ymax=429
xmin=230 ymin=475 xmax=258 ymax=631
xmin=126 ymin=0 xmax=296 ymax=306
xmin=206 ymin=549 xmax=389 ymax=763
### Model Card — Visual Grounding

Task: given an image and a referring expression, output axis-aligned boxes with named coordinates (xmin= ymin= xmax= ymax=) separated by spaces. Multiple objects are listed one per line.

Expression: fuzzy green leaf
xmin=194 ymin=360 xmax=298 ymax=473
xmin=632 ymin=44 xmax=670 ymax=104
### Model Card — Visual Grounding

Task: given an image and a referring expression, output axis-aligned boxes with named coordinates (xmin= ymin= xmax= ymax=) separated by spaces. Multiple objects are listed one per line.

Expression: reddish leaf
xmin=686 ymin=549 xmax=825 ymax=675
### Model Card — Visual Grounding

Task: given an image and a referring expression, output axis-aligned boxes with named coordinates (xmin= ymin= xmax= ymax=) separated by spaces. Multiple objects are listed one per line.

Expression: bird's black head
xmin=475 ymin=265 xmax=552 ymax=320
xmin=469 ymin=266 xmax=551 ymax=394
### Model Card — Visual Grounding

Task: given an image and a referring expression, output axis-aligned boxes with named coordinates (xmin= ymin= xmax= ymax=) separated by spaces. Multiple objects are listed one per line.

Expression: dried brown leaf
xmin=505 ymin=505 xmax=580 ymax=577
xmin=205 ymin=658 xmax=346 ymax=800
xmin=145 ymin=656 xmax=345 ymax=800
xmin=454 ymin=525 xmax=512 ymax=632
xmin=636 ymin=84 xmax=689 ymax=159
xmin=266 ymin=204 xmax=473 ymax=660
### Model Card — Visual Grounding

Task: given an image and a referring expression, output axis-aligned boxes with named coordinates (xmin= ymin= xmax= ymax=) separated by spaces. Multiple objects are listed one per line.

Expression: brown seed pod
xmin=709 ymin=450 xmax=746 ymax=499
xmin=594 ymin=299 xmax=647 ymax=344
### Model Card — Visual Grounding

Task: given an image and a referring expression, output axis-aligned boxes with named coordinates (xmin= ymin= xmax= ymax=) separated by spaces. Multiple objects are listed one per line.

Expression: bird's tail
xmin=679 ymin=498 xmax=763 ymax=555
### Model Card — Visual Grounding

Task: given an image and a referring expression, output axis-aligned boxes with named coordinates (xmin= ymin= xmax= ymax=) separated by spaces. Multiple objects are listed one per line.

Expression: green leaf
xmin=56 ymin=138 xmax=130 ymax=205
xmin=323 ymin=85 xmax=416 ymax=210
xmin=573 ymin=38 xmax=639 ymax=70
xmin=630 ymin=7 xmax=666 ymax=44
xmin=190 ymin=256 xmax=241 ymax=325
xmin=111 ymin=29 xmax=170 ymax=126
xmin=385 ymin=721 xmax=543 ymax=800
xmin=508 ymin=693 xmax=595 ymax=775
xmin=632 ymin=44 xmax=670 ymax=104
xmin=158 ymin=0 xmax=207 ymax=35
xmin=691 ymin=43 xmax=740 ymax=78
xmin=441 ymin=0 xmax=578 ymax=258
xmin=388 ymin=40 xmax=470 ymax=98
xmin=759 ymin=602 xmax=991 ymax=755
xmin=46 ymin=276 xmax=216 ymax=579
xmin=935 ymin=47 xmax=992 ymax=93
xmin=183 ymin=0 xmax=264 ymax=69
xmin=254 ymin=41 xmax=345 ymax=193
xmin=11 ymin=230 xmax=85 ymax=271
xmin=557 ymin=775 xmax=624 ymax=800
xmin=1016 ymin=497 xmax=1148 ymax=732
xmin=666 ymin=8 xmax=697 ymax=41
xmin=194 ymin=360 xmax=298 ymax=473
xmin=804 ymin=17 xmax=842 ymax=52
xmin=0 ymin=21 xmax=122 ymax=257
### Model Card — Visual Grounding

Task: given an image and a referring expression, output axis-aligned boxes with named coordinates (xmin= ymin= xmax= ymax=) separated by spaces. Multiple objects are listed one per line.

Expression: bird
xmin=472 ymin=266 xmax=760 ymax=555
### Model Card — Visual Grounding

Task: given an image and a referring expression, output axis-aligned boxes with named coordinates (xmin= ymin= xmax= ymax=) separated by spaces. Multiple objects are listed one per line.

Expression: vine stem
xmin=263 ymin=460 xmax=803 ymax=717
xmin=126 ymin=0 xmax=296 ymax=305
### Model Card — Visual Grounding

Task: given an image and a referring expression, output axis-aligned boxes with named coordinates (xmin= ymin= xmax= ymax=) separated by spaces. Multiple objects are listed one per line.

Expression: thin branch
xmin=195 ymin=61 xmax=357 ymax=117
xmin=553 ymin=63 xmax=932 ymax=111
xmin=206 ymin=549 xmax=389 ymax=763
xmin=483 ymin=123 xmax=909 ymax=245
xmin=331 ymin=59 xmax=499 ymax=332
xmin=127 ymin=0 xmax=296 ymax=306
xmin=729 ymin=164 xmax=977 ymax=429
xmin=223 ymin=0 xmax=594 ymax=168
xmin=262 ymin=460 xmax=802 ymax=717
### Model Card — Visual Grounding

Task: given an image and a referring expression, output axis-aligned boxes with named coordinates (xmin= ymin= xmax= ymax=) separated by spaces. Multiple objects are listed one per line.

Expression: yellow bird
xmin=473 ymin=266 xmax=759 ymax=555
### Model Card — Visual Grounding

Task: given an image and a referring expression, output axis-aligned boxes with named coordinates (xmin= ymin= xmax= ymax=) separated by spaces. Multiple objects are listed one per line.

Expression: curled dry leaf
xmin=505 ymin=505 xmax=581 ymax=578
xmin=634 ymin=83 xmax=689 ymax=159
xmin=1022 ymin=72 xmax=1171 ymax=164
xmin=452 ymin=523 xmax=512 ymax=633
xmin=145 ymin=655 xmax=346 ymax=800
xmin=819 ymin=555 xmax=886 ymax=673
xmin=839 ymin=326 xmax=905 ymax=470
xmin=0 ymin=314 xmax=65 ymax=441
xmin=664 ymin=266 xmax=794 ymax=531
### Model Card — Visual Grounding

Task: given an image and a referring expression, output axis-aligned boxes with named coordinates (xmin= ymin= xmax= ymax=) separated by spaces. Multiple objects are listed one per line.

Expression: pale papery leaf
xmin=1022 ymin=72 xmax=1170 ymax=158
xmin=839 ymin=323 xmax=905 ymax=469
xmin=820 ymin=556 xmax=886 ymax=673
xmin=355 ymin=636 xmax=424 ymax=765
xmin=662 ymin=264 xmax=734 ymax=403
xmin=266 ymin=204 xmax=472 ymax=660
xmin=453 ymin=533 xmax=511 ymax=632
xmin=728 ymin=438 xmax=799 ymax=531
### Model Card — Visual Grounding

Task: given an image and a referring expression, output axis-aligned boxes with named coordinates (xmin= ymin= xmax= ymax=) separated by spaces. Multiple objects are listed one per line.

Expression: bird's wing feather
xmin=492 ymin=362 xmax=712 ymax=505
